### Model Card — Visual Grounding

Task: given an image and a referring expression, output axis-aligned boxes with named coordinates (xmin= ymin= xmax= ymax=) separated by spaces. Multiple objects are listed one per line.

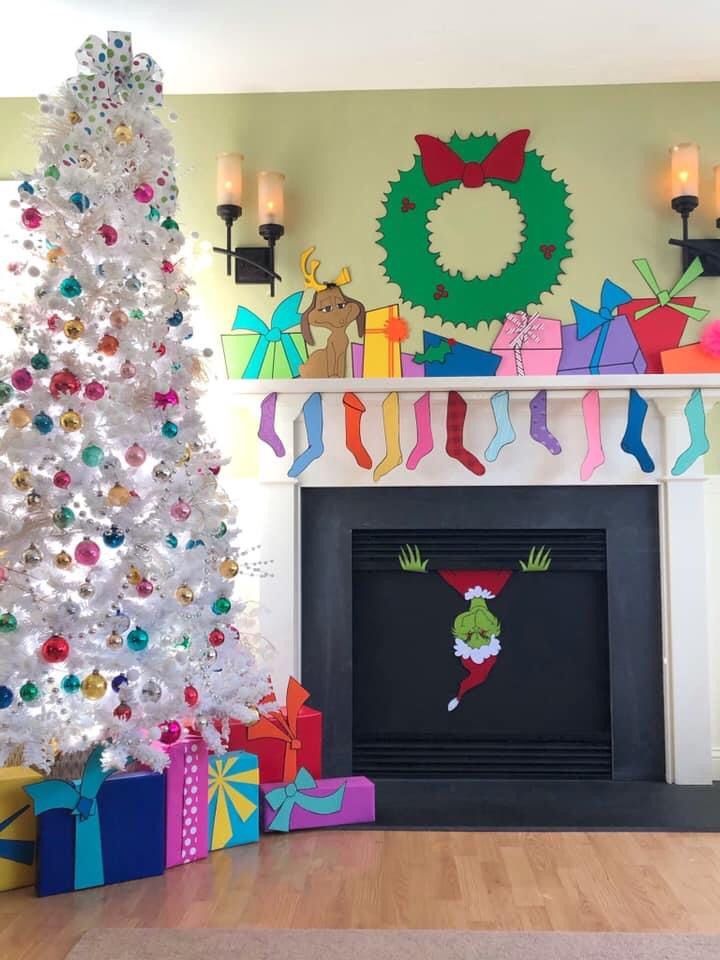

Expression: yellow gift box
xmin=0 ymin=766 xmax=42 ymax=891
xmin=362 ymin=304 xmax=402 ymax=378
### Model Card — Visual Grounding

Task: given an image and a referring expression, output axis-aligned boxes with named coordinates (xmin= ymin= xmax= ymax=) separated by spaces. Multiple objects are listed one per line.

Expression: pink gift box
xmin=163 ymin=737 xmax=209 ymax=868
xmin=492 ymin=312 xmax=562 ymax=375
xmin=261 ymin=772 xmax=375 ymax=833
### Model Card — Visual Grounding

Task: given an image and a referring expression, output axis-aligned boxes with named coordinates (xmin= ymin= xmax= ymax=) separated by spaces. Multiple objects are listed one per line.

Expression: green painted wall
xmin=1 ymin=82 xmax=719 ymax=470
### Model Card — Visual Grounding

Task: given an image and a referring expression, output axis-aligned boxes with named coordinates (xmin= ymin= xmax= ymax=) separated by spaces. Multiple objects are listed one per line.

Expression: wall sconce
xmin=668 ymin=142 xmax=720 ymax=275
xmin=213 ymin=153 xmax=285 ymax=296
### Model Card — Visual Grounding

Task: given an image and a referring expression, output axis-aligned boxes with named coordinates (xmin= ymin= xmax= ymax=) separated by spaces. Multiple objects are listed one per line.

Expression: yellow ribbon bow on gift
xmin=208 ymin=755 xmax=259 ymax=849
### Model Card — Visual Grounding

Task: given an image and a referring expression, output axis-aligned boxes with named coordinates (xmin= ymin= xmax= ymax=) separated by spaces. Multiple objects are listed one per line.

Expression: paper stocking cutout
xmin=343 ymin=392 xmax=372 ymax=469
xmin=621 ymin=389 xmax=655 ymax=473
xmin=287 ymin=393 xmax=324 ymax=478
xmin=446 ymin=391 xmax=485 ymax=476
xmin=580 ymin=389 xmax=605 ymax=481
xmin=373 ymin=392 xmax=403 ymax=481
xmin=485 ymin=390 xmax=516 ymax=462
xmin=406 ymin=392 xmax=434 ymax=470
xmin=258 ymin=392 xmax=285 ymax=458
xmin=529 ymin=390 xmax=561 ymax=455
xmin=671 ymin=388 xmax=709 ymax=476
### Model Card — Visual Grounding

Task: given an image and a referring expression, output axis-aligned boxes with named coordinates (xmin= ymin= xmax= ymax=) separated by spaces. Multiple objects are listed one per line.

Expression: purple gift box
xmin=351 ymin=343 xmax=423 ymax=378
xmin=261 ymin=771 xmax=375 ymax=833
xmin=557 ymin=317 xmax=647 ymax=375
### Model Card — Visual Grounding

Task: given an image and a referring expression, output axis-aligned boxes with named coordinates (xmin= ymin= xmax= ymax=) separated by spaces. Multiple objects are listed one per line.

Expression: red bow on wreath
xmin=415 ymin=129 xmax=530 ymax=188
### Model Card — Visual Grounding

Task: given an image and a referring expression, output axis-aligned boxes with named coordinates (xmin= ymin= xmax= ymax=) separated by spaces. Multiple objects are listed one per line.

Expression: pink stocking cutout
xmin=580 ymin=389 xmax=605 ymax=481
xmin=406 ymin=392 xmax=434 ymax=470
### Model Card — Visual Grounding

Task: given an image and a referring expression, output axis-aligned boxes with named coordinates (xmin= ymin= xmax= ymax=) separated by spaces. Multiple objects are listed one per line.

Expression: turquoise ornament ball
xmin=81 ymin=444 xmax=104 ymax=467
xmin=161 ymin=420 xmax=178 ymax=439
xmin=212 ymin=596 xmax=231 ymax=616
xmin=127 ymin=627 xmax=149 ymax=651
xmin=33 ymin=411 xmax=54 ymax=434
xmin=60 ymin=276 xmax=82 ymax=298
xmin=61 ymin=674 xmax=81 ymax=694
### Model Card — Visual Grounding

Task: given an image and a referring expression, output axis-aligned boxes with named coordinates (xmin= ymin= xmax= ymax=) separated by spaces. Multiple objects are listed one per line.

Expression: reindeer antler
xmin=299 ymin=245 xmax=352 ymax=290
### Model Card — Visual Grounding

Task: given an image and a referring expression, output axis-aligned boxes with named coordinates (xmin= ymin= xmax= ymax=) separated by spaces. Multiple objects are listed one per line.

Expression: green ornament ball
xmin=212 ymin=596 xmax=231 ymax=616
xmin=161 ymin=420 xmax=179 ymax=439
xmin=52 ymin=506 xmax=75 ymax=530
xmin=161 ymin=217 xmax=179 ymax=230
xmin=127 ymin=627 xmax=149 ymax=651
xmin=0 ymin=382 xmax=14 ymax=404
xmin=176 ymin=634 xmax=191 ymax=650
xmin=19 ymin=681 xmax=39 ymax=703
xmin=61 ymin=674 xmax=81 ymax=694
xmin=0 ymin=613 xmax=17 ymax=633
xmin=45 ymin=165 xmax=60 ymax=180
xmin=214 ymin=521 xmax=228 ymax=539
xmin=147 ymin=206 xmax=160 ymax=222
xmin=30 ymin=351 xmax=50 ymax=371
xmin=82 ymin=444 xmax=104 ymax=467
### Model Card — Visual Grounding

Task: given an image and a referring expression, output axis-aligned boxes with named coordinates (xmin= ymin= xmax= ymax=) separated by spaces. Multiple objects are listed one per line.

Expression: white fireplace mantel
xmin=216 ymin=374 xmax=720 ymax=785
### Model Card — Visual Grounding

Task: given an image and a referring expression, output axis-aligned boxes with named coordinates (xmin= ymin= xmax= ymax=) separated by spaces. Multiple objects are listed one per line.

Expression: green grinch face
xmin=452 ymin=598 xmax=501 ymax=649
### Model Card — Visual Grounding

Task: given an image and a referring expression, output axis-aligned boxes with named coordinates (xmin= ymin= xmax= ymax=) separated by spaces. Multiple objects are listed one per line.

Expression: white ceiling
xmin=2 ymin=0 xmax=719 ymax=96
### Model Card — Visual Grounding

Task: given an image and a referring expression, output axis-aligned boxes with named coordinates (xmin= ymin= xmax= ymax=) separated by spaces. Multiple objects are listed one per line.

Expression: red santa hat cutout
xmin=437 ymin=569 xmax=512 ymax=599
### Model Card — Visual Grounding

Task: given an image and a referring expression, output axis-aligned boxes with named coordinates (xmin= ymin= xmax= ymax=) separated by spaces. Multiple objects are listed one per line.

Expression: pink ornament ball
xmin=159 ymin=720 xmax=182 ymax=744
xmin=134 ymin=183 xmax=154 ymax=203
xmin=136 ymin=578 xmax=154 ymax=598
xmin=170 ymin=499 xmax=192 ymax=521
xmin=125 ymin=443 xmax=146 ymax=467
xmin=75 ymin=539 xmax=100 ymax=566
xmin=0 ymin=566 xmax=8 ymax=584
xmin=53 ymin=469 xmax=72 ymax=488
xmin=21 ymin=207 xmax=42 ymax=229
xmin=120 ymin=361 xmax=136 ymax=379
xmin=47 ymin=313 xmax=61 ymax=331
xmin=84 ymin=380 xmax=105 ymax=401
xmin=161 ymin=260 xmax=174 ymax=274
xmin=11 ymin=368 xmax=33 ymax=391
xmin=700 ymin=318 xmax=720 ymax=358
xmin=98 ymin=224 xmax=118 ymax=246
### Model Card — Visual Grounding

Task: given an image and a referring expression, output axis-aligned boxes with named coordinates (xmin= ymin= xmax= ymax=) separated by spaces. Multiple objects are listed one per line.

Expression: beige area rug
xmin=66 ymin=928 xmax=720 ymax=960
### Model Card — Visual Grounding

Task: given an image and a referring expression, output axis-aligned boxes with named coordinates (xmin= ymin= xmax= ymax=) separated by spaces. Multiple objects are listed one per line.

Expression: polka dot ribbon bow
xmin=69 ymin=31 xmax=164 ymax=109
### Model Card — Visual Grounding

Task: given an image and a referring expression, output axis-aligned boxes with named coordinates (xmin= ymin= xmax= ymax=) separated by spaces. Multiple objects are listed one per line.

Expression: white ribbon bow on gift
xmin=69 ymin=31 xmax=164 ymax=109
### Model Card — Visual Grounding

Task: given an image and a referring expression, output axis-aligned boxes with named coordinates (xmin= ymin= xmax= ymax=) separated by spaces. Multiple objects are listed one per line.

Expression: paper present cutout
xmin=261 ymin=768 xmax=375 ymax=833
xmin=222 ymin=291 xmax=307 ymax=379
xmin=360 ymin=304 xmax=407 ymax=377
xmin=163 ymin=737 xmax=209 ymax=868
xmin=0 ymin=767 xmax=42 ymax=892
xmin=569 ymin=279 xmax=633 ymax=375
xmin=615 ymin=258 xmax=709 ymax=374
xmin=492 ymin=311 xmax=562 ymax=375
xmin=661 ymin=342 xmax=720 ymax=373
xmin=25 ymin=746 xmax=165 ymax=896
xmin=558 ymin=315 xmax=646 ymax=375
xmin=421 ymin=332 xmax=500 ymax=377
xmin=351 ymin=342 xmax=423 ymax=378
xmin=208 ymin=751 xmax=259 ymax=850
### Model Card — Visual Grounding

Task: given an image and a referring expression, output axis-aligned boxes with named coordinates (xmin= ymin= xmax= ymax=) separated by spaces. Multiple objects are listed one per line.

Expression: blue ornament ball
xmin=69 ymin=192 xmax=91 ymax=212
xmin=167 ymin=310 xmax=183 ymax=327
xmin=0 ymin=685 xmax=13 ymax=709
xmin=103 ymin=526 xmax=125 ymax=548
xmin=111 ymin=673 xmax=128 ymax=693
xmin=33 ymin=411 xmax=53 ymax=435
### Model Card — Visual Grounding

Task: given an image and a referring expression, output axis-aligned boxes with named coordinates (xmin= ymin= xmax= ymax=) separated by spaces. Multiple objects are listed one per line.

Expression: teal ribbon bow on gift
xmin=633 ymin=257 xmax=709 ymax=322
xmin=232 ymin=291 xmax=305 ymax=378
xmin=571 ymin=278 xmax=633 ymax=375
xmin=265 ymin=768 xmax=346 ymax=833
xmin=69 ymin=32 xmax=163 ymax=108
xmin=24 ymin=745 xmax=114 ymax=890
xmin=0 ymin=804 xmax=34 ymax=866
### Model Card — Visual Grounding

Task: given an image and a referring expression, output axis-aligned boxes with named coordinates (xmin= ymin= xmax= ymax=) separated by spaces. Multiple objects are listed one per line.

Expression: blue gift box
xmin=422 ymin=332 xmax=500 ymax=377
xmin=208 ymin=751 xmax=260 ymax=850
xmin=25 ymin=748 xmax=165 ymax=897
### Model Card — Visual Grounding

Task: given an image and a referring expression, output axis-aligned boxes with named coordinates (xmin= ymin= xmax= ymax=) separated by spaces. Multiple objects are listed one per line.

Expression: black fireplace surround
xmin=301 ymin=486 xmax=720 ymax=829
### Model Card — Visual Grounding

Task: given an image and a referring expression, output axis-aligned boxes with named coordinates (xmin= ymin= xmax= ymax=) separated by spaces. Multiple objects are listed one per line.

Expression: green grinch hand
xmin=519 ymin=545 xmax=552 ymax=572
xmin=453 ymin=597 xmax=501 ymax=649
xmin=398 ymin=544 xmax=428 ymax=573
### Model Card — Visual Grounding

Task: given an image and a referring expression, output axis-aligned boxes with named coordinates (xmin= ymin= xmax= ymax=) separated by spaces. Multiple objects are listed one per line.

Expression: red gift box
xmin=224 ymin=677 xmax=322 ymax=783
xmin=615 ymin=297 xmax=695 ymax=374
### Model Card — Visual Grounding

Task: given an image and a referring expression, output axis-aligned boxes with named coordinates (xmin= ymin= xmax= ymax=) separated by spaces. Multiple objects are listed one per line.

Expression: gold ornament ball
xmin=9 ymin=407 xmax=31 ymax=429
xmin=175 ymin=584 xmax=194 ymax=605
xmin=81 ymin=669 xmax=107 ymax=700
xmin=107 ymin=483 xmax=131 ymax=507
xmin=11 ymin=469 xmax=33 ymax=491
xmin=46 ymin=247 xmax=64 ymax=264
xmin=176 ymin=445 xmax=192 ymax=465
xmin=106 ymin=631 xmax=123 ymax=650
xmin=68 ymin=110 xmax=82 ymax=125
xmin=219 ymin=558 xmax=239 ymax=579
xmin=63 ymin=318 xmax=85 ymax=340
xmin=55 ymin=550 xmax=72 ymax=569
xmin=26 ymin=490 xmax=42 ymax=509
xmin=113 ymin=123 xmax=133 ymax=145
xmin=60 ymin=409 xmax=82 ymax=432
xmin=127 ymin=565 xmax=142 ymax=585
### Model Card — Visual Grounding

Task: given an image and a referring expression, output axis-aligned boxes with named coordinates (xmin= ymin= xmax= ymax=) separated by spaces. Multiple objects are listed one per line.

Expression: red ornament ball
xmin=98 ymin=224 xmax=118 ymax=246
xmin=53 ymin=469 xmax=72 ymax=488
xmin=161 ymin=260 xmax=174 ymax=274
xmin=160 ymin=720 xmax=182 ymax=744
xmin=21 ymin=207 xmax=42 ymax=229
xmin=183 ymin=685 xmax=199 ymax=706
xmin=49 ymin=369 xmax=81 ymax=398
xmin=97 ymin=333 xmax=120 ymax=357
xmin=208 ymin=629 xmax=225 ymax=648
xmin=114 ymin=703 xmax=132 ymax=721
xmin=41 ymin=634 xmax=69 ymax=663
xmin=11 ymin=368 xmax=33 ymax=391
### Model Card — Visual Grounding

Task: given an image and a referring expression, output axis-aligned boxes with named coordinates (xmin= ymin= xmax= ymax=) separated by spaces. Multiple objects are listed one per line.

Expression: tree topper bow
xmin=69 ymin=31 xmax=164 ymax=109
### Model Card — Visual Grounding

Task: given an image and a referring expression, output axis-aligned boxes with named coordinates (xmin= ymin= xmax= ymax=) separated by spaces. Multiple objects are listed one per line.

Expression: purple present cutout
xmin=261 ymin=768 xmax=375 ymax=833
xmin=558 ymin=316 xmax=647 ymax=375
xmin=351 ymin=342 xmax=423 ymax=378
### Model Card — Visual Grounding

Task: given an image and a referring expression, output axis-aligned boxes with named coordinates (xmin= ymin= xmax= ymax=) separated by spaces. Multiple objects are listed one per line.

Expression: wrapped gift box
xmin=208 ymin=751 xmax=259 ymax=850
xmin=361 ymin=304 xmax=406 ymax=377
xmin=25 ymin=747 xmax=165 ymax=897
xmin=225 ymin=677 xmax=322 ymax=783
xmin=163 ymin=737 xmax=209 ymax=868
xmin=661 ymin=342 xmax=720 ymax=374
xmin=351 ymin=342 xmax=423 ymax=378
xmin=615 ymin=298 xmax=695 ymax=375
xmin=261 ymin=769 xmax=375 ymax=833
xmin=558 ymin=317 xmax=646 ymax=375
xmin=421 ymin=332 xmax=500 ymax=377
xmin=0 ymin=766 xmax=42 ymax=892
xmin=222 ymin=332 xmax=307 ymax=379
xmin=492 ymin=312 xmax=562 ymax=375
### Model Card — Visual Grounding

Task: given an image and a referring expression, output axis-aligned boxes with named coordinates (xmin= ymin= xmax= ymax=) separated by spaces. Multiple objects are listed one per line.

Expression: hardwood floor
xmin=3 ymin=831 xmax=720 ymax=960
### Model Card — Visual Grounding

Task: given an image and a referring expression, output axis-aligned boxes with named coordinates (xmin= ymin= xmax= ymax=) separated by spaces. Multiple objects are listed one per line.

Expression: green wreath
xmin=377 ymin=131 xmax=573 ymax=329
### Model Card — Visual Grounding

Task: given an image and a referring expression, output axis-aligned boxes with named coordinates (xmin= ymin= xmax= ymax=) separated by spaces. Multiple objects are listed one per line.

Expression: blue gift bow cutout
xmin=0 ymin=804 xmax=34 ymax=866
xmin=265 ymin=767 xmax=346 ymax=833
xmin=232 ymin=291 xmax=305 ymax=378
xmin=24 ymin=744 xmax=114 ymax=890
xmin=571 ymin=279 xmax=632 ymax=375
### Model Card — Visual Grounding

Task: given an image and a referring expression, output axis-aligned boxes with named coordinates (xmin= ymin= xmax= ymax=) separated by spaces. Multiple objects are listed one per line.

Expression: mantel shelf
xmin=216 ymin=374 xmax=720 ymax=398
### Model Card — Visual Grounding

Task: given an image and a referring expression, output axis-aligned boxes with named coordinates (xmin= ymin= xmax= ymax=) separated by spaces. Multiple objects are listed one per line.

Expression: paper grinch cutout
xmin=298 ymin=247 xmax=366 ymax=378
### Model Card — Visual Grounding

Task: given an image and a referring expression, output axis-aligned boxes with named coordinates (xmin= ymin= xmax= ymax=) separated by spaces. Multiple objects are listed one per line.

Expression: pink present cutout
xmin=163 ymin=737 xmax=209 ymax=868
xmin=492 ymin=311 xmax=562 ymax=375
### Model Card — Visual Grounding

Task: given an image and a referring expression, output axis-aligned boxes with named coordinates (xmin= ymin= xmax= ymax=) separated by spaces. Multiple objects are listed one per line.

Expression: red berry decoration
xmin=184 ymin=684 xmax=199 ymax=706
xmin=41 ymin=634 xmax=69 ymax=663
xmin=114 ymin=703 xmax=132 ymax=721
xmin=208 ymin=629 xmax=225 ymax=647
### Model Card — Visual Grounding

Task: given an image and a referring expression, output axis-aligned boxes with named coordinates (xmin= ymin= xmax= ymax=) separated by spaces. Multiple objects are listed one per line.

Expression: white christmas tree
xmin=0 ymin=31 xmax=271 ymax=772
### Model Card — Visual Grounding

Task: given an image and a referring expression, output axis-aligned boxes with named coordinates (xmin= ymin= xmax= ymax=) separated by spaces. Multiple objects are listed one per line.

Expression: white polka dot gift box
xmin=208 ymin=751 xmax=260 ymax=850
xmin=163 ymin=736 xmax=209 ymax=868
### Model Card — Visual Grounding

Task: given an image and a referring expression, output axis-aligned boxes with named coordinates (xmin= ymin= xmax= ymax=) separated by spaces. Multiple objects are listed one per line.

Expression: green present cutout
xmin=222 ymin=332 xmax=307 ymax=379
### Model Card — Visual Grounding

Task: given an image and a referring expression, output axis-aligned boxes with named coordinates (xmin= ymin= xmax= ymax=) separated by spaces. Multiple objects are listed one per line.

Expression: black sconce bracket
xmin=214 ymin=206 xmax=284 ymax=296
xmin=669 ymin=195 xmax=720 ymax=276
